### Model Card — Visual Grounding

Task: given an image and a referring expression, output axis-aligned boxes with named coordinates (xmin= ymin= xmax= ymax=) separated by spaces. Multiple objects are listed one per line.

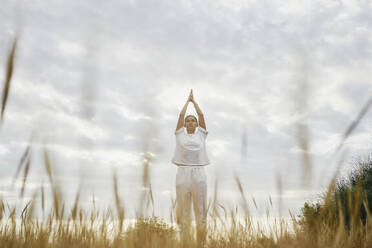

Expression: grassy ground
xmin=1 ymin=188 xmax=372 ymax=248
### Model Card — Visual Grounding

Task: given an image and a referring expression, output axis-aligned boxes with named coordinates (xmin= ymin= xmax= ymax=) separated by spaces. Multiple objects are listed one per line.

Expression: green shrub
xmin=299 ymin=154 xmax=372 ymax=232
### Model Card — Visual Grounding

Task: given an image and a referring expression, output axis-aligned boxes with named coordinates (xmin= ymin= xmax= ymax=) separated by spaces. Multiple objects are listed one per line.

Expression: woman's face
xmin=185 ymin=116 xmax=198 ymax=130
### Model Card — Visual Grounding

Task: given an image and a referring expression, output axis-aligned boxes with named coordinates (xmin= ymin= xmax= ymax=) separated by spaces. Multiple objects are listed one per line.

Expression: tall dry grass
xmin=1 ymin=35 xmax=372 ymax=248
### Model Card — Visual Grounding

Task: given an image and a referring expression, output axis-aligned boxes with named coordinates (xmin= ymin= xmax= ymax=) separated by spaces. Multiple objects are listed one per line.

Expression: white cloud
xmin=58 ymin=40 xmax=86 ymax=57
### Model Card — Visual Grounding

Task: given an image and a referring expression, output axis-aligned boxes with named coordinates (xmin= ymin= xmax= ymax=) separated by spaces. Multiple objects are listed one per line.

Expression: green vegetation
xmin=300 ymin=154 xmax=372 ymax=237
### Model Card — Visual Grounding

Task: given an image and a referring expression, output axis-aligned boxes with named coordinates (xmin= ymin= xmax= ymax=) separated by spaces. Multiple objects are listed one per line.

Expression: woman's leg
xmin=191 ymin=167 xmax=207 ymax=223
xmin=176 ymin=167 xmax=192 ymax=226
xmin=191 ymin=167 xmax=208 ymax=245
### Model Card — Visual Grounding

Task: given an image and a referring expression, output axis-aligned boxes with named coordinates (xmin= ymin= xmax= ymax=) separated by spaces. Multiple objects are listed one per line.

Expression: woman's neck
xmin=186 ymin=128 xmax=195 ymax=134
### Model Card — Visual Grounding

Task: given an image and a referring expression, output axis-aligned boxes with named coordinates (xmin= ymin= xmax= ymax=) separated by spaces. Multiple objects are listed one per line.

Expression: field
xmin=1 ymin=35 xmax=372 ymax=248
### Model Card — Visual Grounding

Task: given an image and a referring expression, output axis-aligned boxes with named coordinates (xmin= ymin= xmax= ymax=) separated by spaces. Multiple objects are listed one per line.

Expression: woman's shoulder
xmin=175 ymin=127 xmax=185 ymax=135
xmin=198 ymin=127 xmax=208 ymax=138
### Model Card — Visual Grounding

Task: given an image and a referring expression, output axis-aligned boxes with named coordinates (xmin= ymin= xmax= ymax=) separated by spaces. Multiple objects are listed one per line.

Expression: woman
xmin=172 ymin=89 xmax=210 ymax=235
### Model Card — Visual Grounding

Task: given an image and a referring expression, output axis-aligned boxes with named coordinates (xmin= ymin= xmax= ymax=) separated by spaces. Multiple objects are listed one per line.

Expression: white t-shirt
xmin=171 ymin=126 xmax=210 ymax=166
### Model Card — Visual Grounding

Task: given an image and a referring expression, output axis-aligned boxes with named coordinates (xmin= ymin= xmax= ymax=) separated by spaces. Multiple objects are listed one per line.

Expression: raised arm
xmin=189 ymin=90 xmax=206 ymax=130
xmin=176 ymin=101 xmax=189 ymax=131
xmin=176 ymin=91 xmax=192 ymax=131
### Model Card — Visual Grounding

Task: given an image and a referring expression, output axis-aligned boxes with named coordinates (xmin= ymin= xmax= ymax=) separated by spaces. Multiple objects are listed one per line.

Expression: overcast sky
xmin=1 ymin=0 xmax=372 ymax=223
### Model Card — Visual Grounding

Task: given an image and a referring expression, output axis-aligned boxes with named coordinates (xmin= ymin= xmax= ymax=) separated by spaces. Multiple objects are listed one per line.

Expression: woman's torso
xmin=172 ymin=127 xmax=210 ymax=166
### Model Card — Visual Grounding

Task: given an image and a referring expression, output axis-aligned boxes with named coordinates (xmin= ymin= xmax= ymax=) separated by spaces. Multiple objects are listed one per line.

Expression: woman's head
xmin=184 ymin=115 xmax=198 ymax=132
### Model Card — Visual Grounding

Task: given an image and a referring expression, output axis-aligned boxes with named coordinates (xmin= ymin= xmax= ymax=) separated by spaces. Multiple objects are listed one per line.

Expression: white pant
xmin=175 ymin=166 xmax=207 ymax=225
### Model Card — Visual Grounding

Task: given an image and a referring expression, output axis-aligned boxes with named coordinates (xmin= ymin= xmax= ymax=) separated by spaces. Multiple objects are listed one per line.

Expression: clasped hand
xmin=187 ymin=89 xmax=195 ymax=103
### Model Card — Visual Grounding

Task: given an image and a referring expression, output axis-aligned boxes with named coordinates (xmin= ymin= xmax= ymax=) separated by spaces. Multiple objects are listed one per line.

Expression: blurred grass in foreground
xmin=2 ymin=158 xmax=372 ymax=248
xmin=2 ymin=34 xmax=372 ymax=248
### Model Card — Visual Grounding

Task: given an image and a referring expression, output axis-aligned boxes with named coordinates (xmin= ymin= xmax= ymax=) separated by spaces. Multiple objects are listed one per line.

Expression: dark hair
xmin=184 ymin=115 xmax=198 ymax=124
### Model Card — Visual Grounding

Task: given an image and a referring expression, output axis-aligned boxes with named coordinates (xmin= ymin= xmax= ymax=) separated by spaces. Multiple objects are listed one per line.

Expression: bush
xmin=123 ymin=216 xmax=177 ymax=247
xmin=299 ymin=154 xmax=372 ymax=232
xmin=334 ymin=155 xmax=372 ymax=228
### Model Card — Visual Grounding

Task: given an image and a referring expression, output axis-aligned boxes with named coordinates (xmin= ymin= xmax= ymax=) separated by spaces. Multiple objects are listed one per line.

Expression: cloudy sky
xmin=1 ymin=0 xmax=372 ymax=223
